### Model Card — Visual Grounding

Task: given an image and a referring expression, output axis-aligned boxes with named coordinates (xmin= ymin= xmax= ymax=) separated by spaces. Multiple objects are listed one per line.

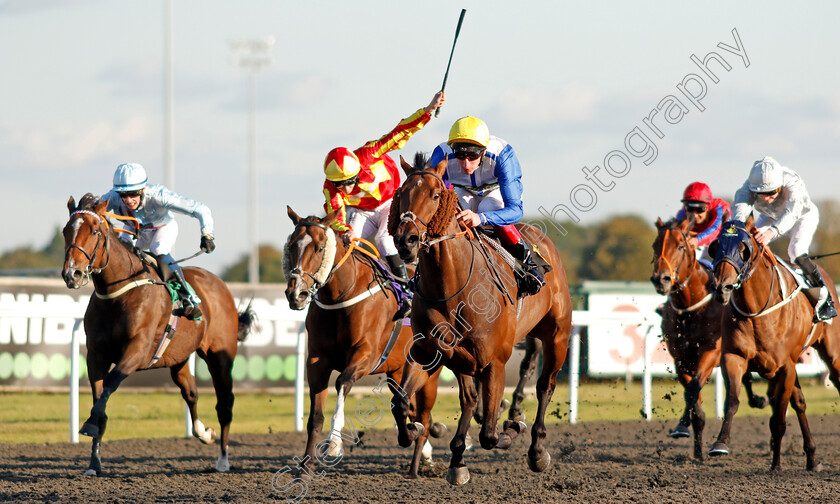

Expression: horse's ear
xmin=708 ymin=239 xmax=719 ymax=259
xmin=655 ymin=217 xmax=664 ymax=229
xmin=744 ymin=214 xmax=755 ymax=229
xmin=94 ymin=198 xmax=108 ymax=214
xmin=287 ymin=206 xmax=302 ymax=225
xmin=323 ymin=211 xmax=338 ymax=228
xmin=431 ymin=157 xmax=448 ymax=178
xmin=67 ymin=196 xmax=77 ymax=215
xmin=400 ymin=155 xmax=413 ymax=176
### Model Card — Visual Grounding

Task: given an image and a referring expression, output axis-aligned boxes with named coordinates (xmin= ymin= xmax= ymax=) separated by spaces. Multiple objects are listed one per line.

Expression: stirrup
xmin=180 ymin=299 xmax=202 ymax=320
xmin=393 ymin=301 xmax=411 ymax=321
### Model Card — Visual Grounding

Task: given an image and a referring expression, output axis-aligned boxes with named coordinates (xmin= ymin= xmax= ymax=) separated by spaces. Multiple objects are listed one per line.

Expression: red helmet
xmin=324 ymin=147 xmax=361 ymax=182
xmin=681 ymin=182 xmax=713 ymax=204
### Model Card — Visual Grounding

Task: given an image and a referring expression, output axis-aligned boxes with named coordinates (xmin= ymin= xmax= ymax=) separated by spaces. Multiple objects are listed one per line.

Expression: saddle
xmin=474 ymin=226 xmax=553 ymax=276
xmin=135 ymin=250 xmax=196 ymax=318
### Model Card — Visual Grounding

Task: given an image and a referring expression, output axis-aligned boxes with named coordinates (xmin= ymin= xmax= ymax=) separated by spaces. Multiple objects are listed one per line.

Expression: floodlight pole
xmin=229 ymin=37 xmax=274 ymax=285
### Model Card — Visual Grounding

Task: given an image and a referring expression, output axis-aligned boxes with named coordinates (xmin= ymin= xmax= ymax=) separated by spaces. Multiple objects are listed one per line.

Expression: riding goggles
xmin=118 ymin=190 xmax=143 ymax=198
xmin=334 ymin=176 xmax=359 ymax=188
xmin=451 ymin=143 xmax=486 ymax=161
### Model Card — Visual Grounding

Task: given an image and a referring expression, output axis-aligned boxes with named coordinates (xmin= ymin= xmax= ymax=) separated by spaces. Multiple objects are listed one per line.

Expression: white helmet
xmin=113 ymin=163 xmax=148 ymax=192
xmin=748 ymin=156 xmax=783 ymax=193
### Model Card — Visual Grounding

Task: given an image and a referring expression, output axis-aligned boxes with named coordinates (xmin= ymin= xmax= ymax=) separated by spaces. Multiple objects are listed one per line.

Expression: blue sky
xmin=1 ymin=1 xmax=838 ymax=273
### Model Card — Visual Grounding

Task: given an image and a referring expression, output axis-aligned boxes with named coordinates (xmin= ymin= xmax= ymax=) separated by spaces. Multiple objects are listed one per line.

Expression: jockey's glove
xmin=200 ymin=234 xmax=216 ymax=253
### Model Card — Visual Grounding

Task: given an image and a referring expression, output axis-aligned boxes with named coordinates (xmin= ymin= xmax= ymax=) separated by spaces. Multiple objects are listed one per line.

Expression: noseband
xmin=65 ymin=210 xmax=111 ymax=285
xmin=654 ymin=227 xmax=696 ymax=291
xmin=285 ymin=221 xmax=337 ymax=300
xmin=398 ymin=170 xmax=462 ymax=249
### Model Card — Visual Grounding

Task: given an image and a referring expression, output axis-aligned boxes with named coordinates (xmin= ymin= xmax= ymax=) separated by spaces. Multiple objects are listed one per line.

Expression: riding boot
xmin=386 ymin=254 xmax=412 ymax=320
xmin=511 ymin=240 xmax=545 ymax=296
xmin=170 ymin=263 xmax=203 ymax=320
xmin=795 ymin=254 xmax=838 ymax=322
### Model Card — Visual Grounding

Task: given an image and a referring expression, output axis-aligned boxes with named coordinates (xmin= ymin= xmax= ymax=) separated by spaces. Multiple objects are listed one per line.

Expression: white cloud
xmin=498 ymin=84 xmax=600 ymax=126
xmin=7 ymin=115 xmax=152 ymax=166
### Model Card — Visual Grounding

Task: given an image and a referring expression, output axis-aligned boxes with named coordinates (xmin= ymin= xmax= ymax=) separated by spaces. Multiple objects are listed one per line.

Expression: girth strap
xmin=143 ymin=312 xmax=180 ymax=369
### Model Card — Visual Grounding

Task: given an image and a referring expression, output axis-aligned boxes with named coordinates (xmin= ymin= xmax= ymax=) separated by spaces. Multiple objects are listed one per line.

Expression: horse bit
xmin=64 ymin=210 xmax=111 ymax=285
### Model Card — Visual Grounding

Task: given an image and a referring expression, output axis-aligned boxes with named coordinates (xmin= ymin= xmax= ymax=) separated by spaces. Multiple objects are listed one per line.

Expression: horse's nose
xmin=650 ymin=274 xmax=671 ymax=295
xmin=714 ymin=283 xmax=733 ymax=303
xmin=62 ymin=267 xmax=83 ymax=289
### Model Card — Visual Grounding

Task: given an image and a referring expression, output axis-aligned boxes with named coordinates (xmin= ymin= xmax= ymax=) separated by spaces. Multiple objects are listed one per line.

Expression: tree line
xmin=8 ymin=200 xmax=840 ymax=287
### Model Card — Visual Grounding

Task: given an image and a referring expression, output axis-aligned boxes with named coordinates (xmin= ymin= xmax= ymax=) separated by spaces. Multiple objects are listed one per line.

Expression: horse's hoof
xmin=79 ymin=422 xmax=99 ymax=438
xmin=83 ymin=468 xmax=99 ymax=477
xmin=500 ymin=399 xmax=511 ymax=410
xmin=407 ymin=421 xmax=425 ymax=439
xmin=708 ymin=443 xmax=729 ymax=456
xmin=503 ymin=419 xmax=527 ymax=435
xmin=749 ymin=397 xmax=769 ymax=409
xmin=445 ymin=466 xmax=471 ymax=485
xmin=669 ymin=425 xmax=691 ymax=439
xmin=810 ymin=462 xmax=824 ymax=473
xmin=528 ymin=449 xmax=551 ymax=472
xmin=496 ymin=433 xmax=512 ymax=450
xmin=215 ymin=455 xmax=231 ymax=473
xmin=429 ymin=422 xmax=448 ymax=439
xmin=326 ymin=441 xmax=344 ymax=458
xmin=197 ymin=427 xmax=215 ymax=445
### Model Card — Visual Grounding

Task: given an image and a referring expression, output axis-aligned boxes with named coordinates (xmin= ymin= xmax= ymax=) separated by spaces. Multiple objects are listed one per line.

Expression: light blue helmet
xmin=748 ymin=156 xmax=783 ymax=193
xmin=112 ymin=163 xmax=148 ymax=192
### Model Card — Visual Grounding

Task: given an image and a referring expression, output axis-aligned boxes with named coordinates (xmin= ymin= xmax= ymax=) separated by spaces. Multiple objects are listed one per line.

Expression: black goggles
xmin=684 ymin=204 xmax=708 ymax=213
xmin=451 ymin=143 xmax=485 ymax=161
xmin=334 ymin=176 xmax=358 ymax=188
xmin=118 ymin=190 xmax=143 ymax=198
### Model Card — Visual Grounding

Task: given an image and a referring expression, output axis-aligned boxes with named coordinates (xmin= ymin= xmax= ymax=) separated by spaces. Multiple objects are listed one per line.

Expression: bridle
xmin=285 ymin=221 xmax=338 ymax=301
xmin=398 ymin=170 xmax=471 ymax=249
xmin=654 ymin=227 xmax=696 ymax=292
xmin=64 ymin=210 xmax=111 ymax=285
xmin=396 ymin=169 xmax=478 ymax=302
xmin=714 ymin=226 xmax=779 ymax=316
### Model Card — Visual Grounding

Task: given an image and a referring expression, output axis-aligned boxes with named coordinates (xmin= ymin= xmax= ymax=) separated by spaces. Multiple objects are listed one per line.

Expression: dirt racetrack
xmin=4 ymin=415 xmax=840 ymax=503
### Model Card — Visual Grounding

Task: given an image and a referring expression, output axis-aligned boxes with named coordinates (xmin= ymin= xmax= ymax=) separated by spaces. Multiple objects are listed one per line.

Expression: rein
xmin=728 ymin=243 xmax=789 ymax=318
xmin=64 ymin=210 xmax=112 ymax=286
xmin=655 ymin=225 xmax=711 ymax=313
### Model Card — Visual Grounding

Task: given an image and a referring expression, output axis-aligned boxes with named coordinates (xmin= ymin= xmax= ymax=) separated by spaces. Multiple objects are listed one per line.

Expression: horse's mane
xmin=78 ymin=193 xmax=101 ymax=211
xmin=388 ymin=152 xmax=459 ymax=238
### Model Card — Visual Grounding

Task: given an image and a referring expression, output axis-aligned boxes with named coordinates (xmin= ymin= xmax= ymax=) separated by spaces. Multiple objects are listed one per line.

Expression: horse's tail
xmin=236 ymin=299 xmax=257 ymax=342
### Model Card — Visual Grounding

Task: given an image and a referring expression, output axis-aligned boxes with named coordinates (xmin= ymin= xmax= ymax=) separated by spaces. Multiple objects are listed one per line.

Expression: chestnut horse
xmin=709 ymin=217 xmax=840 ymax=469
xmin=283 ymin=207 xmax=444 ymax=478
xmin=650 ymin=216 xmax=766 ymax=459
xmin=388 ymin=154 xmax=572 ymax=485
xmin=62 ymin=194 xmax=255 ymax=476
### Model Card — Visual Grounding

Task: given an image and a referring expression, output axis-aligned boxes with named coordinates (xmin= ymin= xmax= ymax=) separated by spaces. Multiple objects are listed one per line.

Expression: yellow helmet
xmin=324 ymin=147 xmax=361 ymax=182
xmin=447 ymin=116 xmax=490 ymax=147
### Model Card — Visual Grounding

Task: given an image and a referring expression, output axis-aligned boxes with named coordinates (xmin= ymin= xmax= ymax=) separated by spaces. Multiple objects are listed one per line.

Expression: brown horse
xmin=283 ymin=207 xmax=444 ymax=478
xmin=62 ymin=194 xmax=254 ymax=476
xmin=388 ymin=154 xmax=572 ymax=485
xmin=709 ymin=217 xmax=840 ymax=469
xmin=650 ymin=216 xmax=766 ymax=459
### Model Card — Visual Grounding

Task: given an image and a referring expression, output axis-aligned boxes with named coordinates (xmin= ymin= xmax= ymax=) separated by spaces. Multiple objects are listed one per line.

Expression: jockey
xmin=732 ymin=155 xmax=837 ymax=322
xmin=429 ymin=116 xmax=544 ymax=296
xmin=675 ymin=182 xmax=730 ymax=266
xmin=102 ymin=163 xmax=215 ymax=320
xmin=322 ymin=90 xmax=445 ymax=319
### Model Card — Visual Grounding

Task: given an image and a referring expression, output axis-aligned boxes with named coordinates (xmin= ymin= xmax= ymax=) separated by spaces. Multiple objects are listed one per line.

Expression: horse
xmin=283 ymin=207 xmax=444 ymax=478
xmin=61 ymin=193 xmax=255 ymax=476
xmin=650 ymin=216 xmax=767 ymax=460
xmin=708 ymin=216 xmax=840 ymax=470
xmin=387 ymin=153 xmax=572 ymax=485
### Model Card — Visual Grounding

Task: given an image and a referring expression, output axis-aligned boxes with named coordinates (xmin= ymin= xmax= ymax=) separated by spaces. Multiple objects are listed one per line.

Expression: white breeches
xmin=756 ymin=207 xmax=819 ymax=262
xmin=347 ymin=200 xmax=397 ymax=257
xmin=134 ymin=220 xmax=179 ymax=256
